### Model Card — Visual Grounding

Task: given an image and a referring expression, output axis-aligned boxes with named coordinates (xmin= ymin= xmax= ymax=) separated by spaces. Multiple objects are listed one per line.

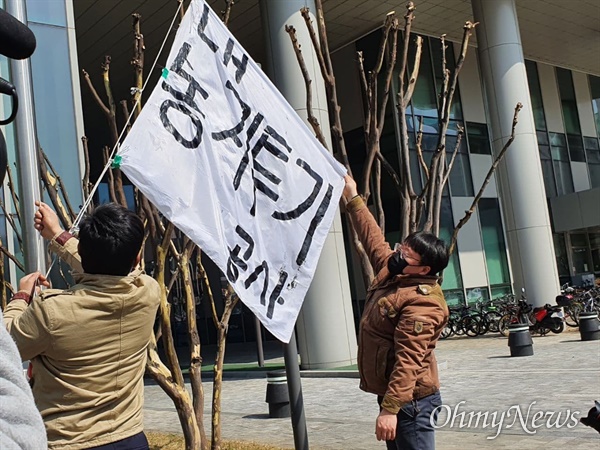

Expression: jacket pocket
xmin=375 ymin=345 xmax=391 ymax=381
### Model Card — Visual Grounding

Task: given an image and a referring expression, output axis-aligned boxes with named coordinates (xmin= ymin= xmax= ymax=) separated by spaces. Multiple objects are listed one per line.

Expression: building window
xmin=537 ymin=131 xmax=557 ymax=197
xmin=549 ymin=132 xmax=575 ymax=195
xmin=491 ymin=285 xmax=512 ymax=299
xmin=571 ymin=233 xmax=592 ymax=274
xmin=553 ymin=233 xmax=570 ymax=282
xmin=439 ymin=198 xmax=463 ymax=292
xmin=556 ymin=68 xmax=582 ymax=136
xmin=566 ymin=134 xmax=585 ymax=162
xmin=585 ymin=136 xmax=600 ymax=188
xmin=589 ymin=75 xmax=600 ymax=137
xmin=444 ymin=290 xmax=465 ymax=308
xmin=525 ymin=60 xmax=547 ymax=131
xmin=466 ymin=287 xmax=489 ymax=306
xmin=590 ymin=232 xmax=600 ymax=273
xmin=466 ymin=122 xmax=491 ymax=155
xmin=478 ymin=198 xmax=510 ymax=285
xmin=446 ymin=128 xmax=473 ymax=197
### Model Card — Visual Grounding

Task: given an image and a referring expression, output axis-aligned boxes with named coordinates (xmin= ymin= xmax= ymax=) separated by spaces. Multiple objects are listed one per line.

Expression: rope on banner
xmin=44 ymin=0 xmax=184 ymax=278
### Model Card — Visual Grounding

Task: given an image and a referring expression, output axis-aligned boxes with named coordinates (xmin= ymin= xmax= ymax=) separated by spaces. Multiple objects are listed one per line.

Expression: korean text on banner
xmin=118 ymin=0 xmax=346 ymax=343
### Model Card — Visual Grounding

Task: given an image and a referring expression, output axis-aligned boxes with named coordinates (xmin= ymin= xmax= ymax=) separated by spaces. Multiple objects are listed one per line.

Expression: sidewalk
xmin=144 ymin=329 xmax=600 ymax=449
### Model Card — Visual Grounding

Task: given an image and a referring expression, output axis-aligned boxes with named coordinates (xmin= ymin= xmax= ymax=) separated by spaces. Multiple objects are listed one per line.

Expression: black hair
xmin=77 ymin=203 xmax=144 ymax=276
xmin=403 ymin=231 xmax=449 ymax=276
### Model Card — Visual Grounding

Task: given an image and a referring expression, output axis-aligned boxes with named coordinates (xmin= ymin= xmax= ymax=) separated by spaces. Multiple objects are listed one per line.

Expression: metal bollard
xmin=578 ymin=312 xmax=600 ymax=341
xmin=265 ymin=370 xmax=290 ymax=418
xmin=507 ymin=324 xmax=533 ymax=357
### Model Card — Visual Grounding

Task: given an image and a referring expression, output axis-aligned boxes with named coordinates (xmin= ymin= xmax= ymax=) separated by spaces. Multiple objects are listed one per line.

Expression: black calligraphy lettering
xmin=159 ymin=100 xmax=203 ymax=148
xmin=233 ymin=120 xmax=293 ymax=216
xmin=211 ymin=81 xmax=251 ymax=147
xmin=267 ymin=271 xmax=287 ymax=319
xmin=162 ymin=43 xmax=208 ymax=113
xmin=272 ymin=159 xmax=323 ymax=220
xmin=226 ymin=244 xmax=245 ymax=282
xmin=226 ymin=226 xmax=255 ymax=282
xmin=198 ymin=5 xmax=218 ymax=52
xmin=296 ymin=183 xmax=334 ymax=266
xmin=244 ymin=261 xmax=269 ymax=306
xmin=232 ymin=114 xmax=264 ymax=190
xmin=223 ymin=38 xmax=248 ymax=83
xmin=264 ymin=125 xmax=292 ymax=153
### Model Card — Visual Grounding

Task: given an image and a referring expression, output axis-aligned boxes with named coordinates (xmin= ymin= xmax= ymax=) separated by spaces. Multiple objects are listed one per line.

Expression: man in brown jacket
xmin=343 ymin=176 xmax=449 ymax=450
xmin=3 ymin=202 xmax=160 ymax=449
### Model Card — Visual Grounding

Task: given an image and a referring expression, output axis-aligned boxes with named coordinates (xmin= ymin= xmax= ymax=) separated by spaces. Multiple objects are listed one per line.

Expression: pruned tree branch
xmin=131 ymin=13 xmax=144 ymax=118
xmin=102 ymin=146 xmax=117 ymax=204
xmin=0 ymin=244 xmax=24 ymax=272
xmin=38 ymin=146 xmax=73 ymax=230
xmin=448 ymin=103 xmax=522 ymax=255
xmin=416 ymin=117 xmax=428 ymax=179
xmin=81 ymin=69 xmax=110 ymax=117
xmin=285 ymin=25 xmax=328 ymax=148
xmin=360 ymin=12 xmax=399 ymax=201
xmin=41 ymin=148 xmax=76 ymax=221
xmin=442 ymin=127 xmax=464 ymax=186
xmin=300 ymin=3 xmax=351 ymax=173
xmin=221 ymin=0 xmax=234 ymax=27
xmin=397 ymin=1 xmax=416 ymax=103
xmin=403 ymin=35 xmax=422 ymax=105
xmin=81 ymin=136 xmax=92 ymax=209
xmin=0 ymin=200 xmax=22 ymax=248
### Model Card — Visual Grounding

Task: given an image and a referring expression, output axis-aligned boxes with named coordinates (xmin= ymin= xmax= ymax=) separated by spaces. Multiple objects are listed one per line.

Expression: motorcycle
xmin=528 ymin=303 xmax=565 ymax=335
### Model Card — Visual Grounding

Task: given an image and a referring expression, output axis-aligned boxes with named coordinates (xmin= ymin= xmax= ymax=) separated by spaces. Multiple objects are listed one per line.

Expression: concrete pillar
xmin=471 ymin=0 xmax=559 ymax=306
xmin=259 ymin=0 xmax=357 ymax=368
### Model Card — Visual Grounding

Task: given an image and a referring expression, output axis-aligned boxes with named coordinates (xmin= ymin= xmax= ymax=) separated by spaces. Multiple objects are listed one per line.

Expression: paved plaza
xmin=144 ymin=329 xmax=600 ymax=449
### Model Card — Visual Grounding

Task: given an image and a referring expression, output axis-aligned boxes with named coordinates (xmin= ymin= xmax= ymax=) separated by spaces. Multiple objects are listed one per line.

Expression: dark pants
xmin=378 ymin=391 xmax=442 ymax=450
xmin=86 ymin=432 xmax=149 ymax=450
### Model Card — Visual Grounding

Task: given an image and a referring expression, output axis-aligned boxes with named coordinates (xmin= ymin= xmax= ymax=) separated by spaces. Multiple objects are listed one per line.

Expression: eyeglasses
xmin=393 ymin=243 xmax=422 ymax=265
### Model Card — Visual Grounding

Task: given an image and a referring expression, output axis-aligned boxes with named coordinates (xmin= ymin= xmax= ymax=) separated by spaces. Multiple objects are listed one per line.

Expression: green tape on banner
xmin=111 ymin=155 xmax=122 ymax=169
xmin=161 ymin=68 xmax=169 ymax=79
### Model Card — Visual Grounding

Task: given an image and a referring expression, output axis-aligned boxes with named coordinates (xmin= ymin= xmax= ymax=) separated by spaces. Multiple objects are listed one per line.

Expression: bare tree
xmin=289 ymin=1 xmax=521 ymax=287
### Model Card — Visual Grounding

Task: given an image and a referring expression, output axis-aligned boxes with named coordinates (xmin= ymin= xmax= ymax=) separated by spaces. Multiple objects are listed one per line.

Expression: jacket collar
xmin=370 ymin=266 xmax=440 ymax=292
xmin=72 ymin=268 xmax=145 ymax=291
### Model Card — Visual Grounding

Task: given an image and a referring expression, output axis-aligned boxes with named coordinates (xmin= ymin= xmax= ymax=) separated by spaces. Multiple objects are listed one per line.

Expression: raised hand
xmin=343 ymin=175 xmax=359 ymax=202
xmin=34 ymin=201 xmax=64 ymax=241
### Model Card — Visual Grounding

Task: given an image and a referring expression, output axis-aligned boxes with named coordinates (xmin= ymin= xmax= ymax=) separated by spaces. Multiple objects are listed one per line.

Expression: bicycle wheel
xmin=452 ymin=320 xmax=465 ymax=336
xmin=564 ymin=304 xmax=581 ymax=327
xmin=484 ymin=311 xmax=502 ymax=333
xmin=461 ymin=314 xmax=484 ymax=337
xmin=440 ymin=323 xmax=454 ymax=340
xmin=498 ymin=314 xmax=518 ymax=337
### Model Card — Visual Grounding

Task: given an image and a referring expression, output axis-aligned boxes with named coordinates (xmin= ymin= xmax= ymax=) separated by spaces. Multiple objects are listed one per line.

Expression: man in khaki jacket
xmin=3 ymin=202 xmax=160 ymax=449
xmin=343 ymin=176 xmax=449 ymax=450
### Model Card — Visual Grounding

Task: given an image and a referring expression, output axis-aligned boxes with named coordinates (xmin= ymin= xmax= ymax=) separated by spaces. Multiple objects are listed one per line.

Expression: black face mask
xmin=388 ymin=252 xmax=409 ymax=276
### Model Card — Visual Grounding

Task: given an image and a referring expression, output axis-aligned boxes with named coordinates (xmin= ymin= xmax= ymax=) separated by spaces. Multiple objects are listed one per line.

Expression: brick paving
xmin=144 ymin=329 xmax=600 ymax=449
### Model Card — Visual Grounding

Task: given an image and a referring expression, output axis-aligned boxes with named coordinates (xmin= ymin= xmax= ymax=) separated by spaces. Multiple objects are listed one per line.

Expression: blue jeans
xmin=378 ymin=391 xmax=442 ymax=450
xmin=86 ymin=432 xmax=149 ymax=450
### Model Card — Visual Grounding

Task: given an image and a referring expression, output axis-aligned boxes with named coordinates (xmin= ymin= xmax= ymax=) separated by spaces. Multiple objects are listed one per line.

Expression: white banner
xmin=118 ymin=0 xmax=346 ymax=342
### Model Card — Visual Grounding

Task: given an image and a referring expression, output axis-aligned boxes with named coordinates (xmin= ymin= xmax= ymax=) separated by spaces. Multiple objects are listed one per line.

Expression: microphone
xmin=0 ymin=8 xmax=36 ymax=60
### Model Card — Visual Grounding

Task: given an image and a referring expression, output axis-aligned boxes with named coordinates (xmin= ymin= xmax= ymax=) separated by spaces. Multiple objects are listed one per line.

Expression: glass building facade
xmin=0 ymin=0 xmax=84 ymax=286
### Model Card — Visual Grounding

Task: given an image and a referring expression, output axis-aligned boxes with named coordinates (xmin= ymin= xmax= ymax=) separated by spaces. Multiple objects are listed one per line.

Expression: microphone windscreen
xmin=0 ymin=8 xmax=36 ymax=60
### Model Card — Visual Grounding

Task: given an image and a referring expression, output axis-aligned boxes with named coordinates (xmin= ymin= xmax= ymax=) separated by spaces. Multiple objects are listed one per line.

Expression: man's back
xmin=4 ymin=229 xmax=160 ymax=449
xmin=28 ymin=270 xmax=159 ymax=448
